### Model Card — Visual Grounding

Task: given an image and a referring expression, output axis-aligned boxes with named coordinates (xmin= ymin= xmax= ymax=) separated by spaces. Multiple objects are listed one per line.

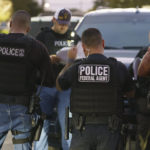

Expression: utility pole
xmin=42 ymin=0 xmax=45 ymax=11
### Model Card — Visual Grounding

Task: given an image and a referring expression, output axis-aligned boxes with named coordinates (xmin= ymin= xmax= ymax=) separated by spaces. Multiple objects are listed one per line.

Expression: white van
xmin=75 ymin=8 xmax=150 ymax=67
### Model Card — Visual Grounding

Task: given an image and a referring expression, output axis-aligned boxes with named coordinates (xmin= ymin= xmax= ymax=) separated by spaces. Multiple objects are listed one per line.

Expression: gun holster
xmin=28 ymin=94 xmax=41 ymax=115
xmin=108 ymin=115 xmax=122 ymax=132
xmin=31 ymin=115 xmax=45 ymax=141
xmin=65 ymin=108 xmax=86 ymax=140
xmin=72 ymin=114 xmax=85 ymax=132
xmin=33 ymin=118 xmax=43 ymax=141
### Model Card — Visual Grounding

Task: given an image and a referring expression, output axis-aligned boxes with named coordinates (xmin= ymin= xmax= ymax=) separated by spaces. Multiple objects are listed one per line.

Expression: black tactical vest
xmin=70 ymin=57 xmax=120 ymax=116
xmin=0 ymin=38 xmax=36 ymax=96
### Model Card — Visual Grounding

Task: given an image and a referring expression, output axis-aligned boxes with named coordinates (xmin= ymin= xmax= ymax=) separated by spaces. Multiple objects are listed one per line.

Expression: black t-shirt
xmin=36 ymin=27 xmax=80 ymax=55
xmin=0 ymin=33 xmax=54 ymax=92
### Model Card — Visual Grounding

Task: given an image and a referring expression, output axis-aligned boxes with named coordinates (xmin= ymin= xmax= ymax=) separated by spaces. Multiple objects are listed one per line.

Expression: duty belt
xmin=85 ymin=115 xmax=122 ymax=132
xmin=85 ymin=115 xmax=109 ymax=125
xmin=71 ymin=114 xmax=122 ymax=133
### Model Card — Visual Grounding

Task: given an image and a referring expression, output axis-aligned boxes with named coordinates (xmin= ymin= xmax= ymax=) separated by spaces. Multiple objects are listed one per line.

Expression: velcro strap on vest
xmin=71 ymin=86 xmax=118 ymax=114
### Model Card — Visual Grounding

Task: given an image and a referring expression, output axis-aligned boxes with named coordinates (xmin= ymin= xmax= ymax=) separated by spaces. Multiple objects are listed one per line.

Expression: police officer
xmin=34 ymin=8 xmax=80 ymax=150
xmin=56 ymin=28 xmax=134 ymax=150
xmin=134 ymin=47 xmax=150 ymax=150
xmin=0 ymin=10 xmax=54 ymax=150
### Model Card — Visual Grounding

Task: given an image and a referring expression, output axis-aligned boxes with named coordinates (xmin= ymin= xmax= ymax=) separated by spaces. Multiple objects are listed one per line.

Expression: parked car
xmin=0 ymin=22 xmax=9 ymax=34
xmin=29 ymin=15 xmax=82 ymax=37
xmin=75 ymin=8 xmax=150 ymax=67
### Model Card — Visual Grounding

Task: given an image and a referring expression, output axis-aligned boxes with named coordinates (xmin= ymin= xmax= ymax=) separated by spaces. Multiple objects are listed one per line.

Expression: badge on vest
xmin=78 ymin=64 xmax=110 ymax=83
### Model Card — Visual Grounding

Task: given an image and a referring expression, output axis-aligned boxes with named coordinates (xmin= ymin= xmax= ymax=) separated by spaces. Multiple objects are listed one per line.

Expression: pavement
xmin=2 ymin=132 xmax=34 ymax=150
xmin=2 ymin=131 xmax=13 ymax=150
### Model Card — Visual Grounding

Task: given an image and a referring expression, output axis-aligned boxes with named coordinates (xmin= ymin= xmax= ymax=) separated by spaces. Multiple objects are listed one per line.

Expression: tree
xmin=93 ymin=0 xmax=109 ymax=10
xmin=93 ymin=0 xmax=150 ymax=9
xmin=108 ymin=0 xmax=150 ymax=8
xmin=0 ymin=0 xmax=12 ymax=21
xmin=12 ymin=0 xmax=43 ymax=16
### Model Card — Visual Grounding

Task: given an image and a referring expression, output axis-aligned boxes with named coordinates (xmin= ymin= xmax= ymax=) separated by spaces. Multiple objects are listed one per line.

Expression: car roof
xmin=31 ymin=15 xmax=82 ymax=22
xmin=85 ymin=8 xmax=150 ymax=17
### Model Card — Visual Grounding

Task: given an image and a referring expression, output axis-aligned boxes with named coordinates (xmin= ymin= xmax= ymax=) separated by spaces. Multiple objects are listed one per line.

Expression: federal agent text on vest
xmin=79 ymin=64 xmax=110 ymax=82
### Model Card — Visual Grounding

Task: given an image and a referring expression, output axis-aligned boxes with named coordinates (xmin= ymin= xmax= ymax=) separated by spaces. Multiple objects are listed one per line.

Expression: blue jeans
xmin=34 ymin=87 xmax=57 ymax=150
xmin=57 ymin=89 xmax=71 ymax=150
xmin=34 ymin=87 xmax=70 ymax=150
xmin=0 ymin=103 xmax=32 ymax=150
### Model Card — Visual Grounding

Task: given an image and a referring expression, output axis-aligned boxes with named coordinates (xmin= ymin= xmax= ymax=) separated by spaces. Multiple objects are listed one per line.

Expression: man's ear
xmin=9 ymin=20 xmax=12 ymax=28
xmin=26 ymin=26 xmax=30 ymax=33
xmin=102 ymin=39 xmax=105 ymax=48
xmin=82 ymin=42 xmax=86 ymax=53
xmin=52 ymin=17 xmax=56 ymax=24
xmin=82 ymin=43 xmax=88 ymax=57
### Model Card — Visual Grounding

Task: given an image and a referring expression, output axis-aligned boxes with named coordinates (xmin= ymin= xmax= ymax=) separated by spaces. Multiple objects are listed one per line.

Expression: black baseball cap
xmin=54 ymin=8 xmax=71 ymax=25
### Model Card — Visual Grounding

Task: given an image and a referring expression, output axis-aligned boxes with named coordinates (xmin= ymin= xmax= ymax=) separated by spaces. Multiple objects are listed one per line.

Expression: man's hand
xmin=56 ymin=47 xmax=77 ymax=91
xmin=50 ymin=55 xmax=61 ymax=64
xmin=138 ymin=47 xmax=150 ymax=77
xmin=67 ymin=46 xmax=77 ymax=60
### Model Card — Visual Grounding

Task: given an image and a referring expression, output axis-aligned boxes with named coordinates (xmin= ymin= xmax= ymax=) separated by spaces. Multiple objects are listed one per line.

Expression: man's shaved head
xmin=10 ymin=10 xmax=31 ymax=32
xmin=82 ymin=28 xmax=102 ymax=49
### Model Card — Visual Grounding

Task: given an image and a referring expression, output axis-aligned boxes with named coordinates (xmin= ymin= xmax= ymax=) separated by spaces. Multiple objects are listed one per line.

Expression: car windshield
xmin=76 ymin=13 xmax=150 ymax=49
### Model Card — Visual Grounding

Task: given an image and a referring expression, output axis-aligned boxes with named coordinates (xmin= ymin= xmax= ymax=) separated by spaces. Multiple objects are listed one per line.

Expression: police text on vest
xmin=0 ymin=46 xmax=24 ymax=57
xmin=78 ymin=64 xmax=110 ymax=82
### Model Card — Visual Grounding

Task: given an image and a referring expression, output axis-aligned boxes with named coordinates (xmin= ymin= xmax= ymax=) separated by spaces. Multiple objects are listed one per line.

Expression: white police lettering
xmin=54 ymin=41 xmax=68 ymax=47
xmin=0 ymin=46 xmax=25 ymax=57
xmin=78 ymin=64 xmax=110 ymax=82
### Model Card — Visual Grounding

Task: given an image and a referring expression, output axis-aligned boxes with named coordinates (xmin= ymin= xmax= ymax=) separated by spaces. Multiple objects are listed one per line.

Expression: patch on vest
xmin=54 ymin=40 xmax=74 ymax=47
xmin=0 ymin=46 xmax=24 ymax=57
xmin=78 ymin=64 xmax=110 ymax=82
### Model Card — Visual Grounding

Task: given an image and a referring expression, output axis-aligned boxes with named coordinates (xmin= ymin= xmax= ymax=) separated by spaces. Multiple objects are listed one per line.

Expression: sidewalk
xmin=2 ymin=132 xmax=34 ymax=150
xmin=2 ymin=131 xmax=13 ymax=150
